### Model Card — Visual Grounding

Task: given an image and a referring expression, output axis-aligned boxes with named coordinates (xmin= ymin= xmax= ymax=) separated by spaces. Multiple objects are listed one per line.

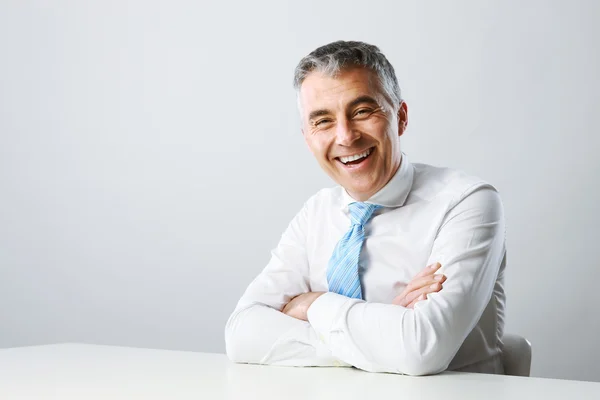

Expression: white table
xmin=0 ymin=344 xmax=598 ymax=399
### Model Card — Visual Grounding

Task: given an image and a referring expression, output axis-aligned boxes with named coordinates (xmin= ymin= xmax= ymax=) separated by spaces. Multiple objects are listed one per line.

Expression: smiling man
xmin=225 ymin=41 xmax=506 ymax=375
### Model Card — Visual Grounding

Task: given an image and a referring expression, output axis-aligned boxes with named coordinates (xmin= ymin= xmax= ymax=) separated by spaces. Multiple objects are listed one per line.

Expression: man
xmin=225 ymin=41 xmax=506 ymax=375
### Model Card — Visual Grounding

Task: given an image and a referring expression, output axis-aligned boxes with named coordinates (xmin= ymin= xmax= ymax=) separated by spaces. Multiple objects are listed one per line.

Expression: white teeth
xmin=339 ymin=148 xmax=372 ymax=164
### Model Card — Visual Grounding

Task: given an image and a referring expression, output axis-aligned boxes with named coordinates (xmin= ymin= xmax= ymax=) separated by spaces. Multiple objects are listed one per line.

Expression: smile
xmin=336 ymin=147 xmax=374 ymax=165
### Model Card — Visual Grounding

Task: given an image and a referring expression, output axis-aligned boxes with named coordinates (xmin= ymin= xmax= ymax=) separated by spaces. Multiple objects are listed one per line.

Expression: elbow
xmin=394 ymin=311 xmax=453 ymax=376
xmin=396 ymin=317 xmax=452 ymax=376
xmin=398 ymin=337 xmax=452 ymax=376
xmin=400 ymin=356 xmax=449 ymax=376
xmin=224 ymin=309 xmax=261 ymax=365
xmin=225 ymin=331 xmax=262 ymax=365
xmin=362 ymin=337 xmax=450 ymax=375
xmin=225 ymin=338 xmax=249 ymax=364
xmin=364 ymin=349 xmax=447 ymax=376
xmin=224 ymin=317 xmax=249 ymax=364
xmin=224 ymin=327 xmax=243 ymax=363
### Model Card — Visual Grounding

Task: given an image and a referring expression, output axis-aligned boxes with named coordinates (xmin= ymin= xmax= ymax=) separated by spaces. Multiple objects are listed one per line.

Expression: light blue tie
xmin=327 ymin=202 xmax=381 ymax=299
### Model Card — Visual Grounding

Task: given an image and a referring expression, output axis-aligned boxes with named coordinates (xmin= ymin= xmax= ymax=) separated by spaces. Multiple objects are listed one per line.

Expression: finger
xmin=281 ymin=294 xmax=300 ymax=313
xmin=393 ymin=274 xmax=444 ymax=306
xmin=393 ymin=280 xmax=439 ymax=307
xmin=391 ymin=263 xmax=443 ymax=307
xmin=392 ymin=293 xmax=406 ymax=306
xmin=413 ymin=262 xmax=442 ymax=280
xmin=394 ymin=274 xmax=446 ymax=306
xmin=407 ymin=293 xmax=427 ymax=309
xmin=402 ymin=273 xmax=446 ymax=296
xmin=402 ymin=281 xmax=443 ymax=307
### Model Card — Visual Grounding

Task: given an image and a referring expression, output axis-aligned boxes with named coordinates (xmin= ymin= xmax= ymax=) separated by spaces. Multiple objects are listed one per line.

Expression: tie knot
xmin=348 ymin=202 xmax=381 ymax=226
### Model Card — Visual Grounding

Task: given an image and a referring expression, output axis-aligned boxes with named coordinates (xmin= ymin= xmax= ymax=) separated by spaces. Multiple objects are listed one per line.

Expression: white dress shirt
xmin=225 ymin=154 xmax=506 ymax=375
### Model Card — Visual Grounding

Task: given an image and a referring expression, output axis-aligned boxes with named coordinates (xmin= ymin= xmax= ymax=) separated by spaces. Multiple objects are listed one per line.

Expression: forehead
xmin=299 ymin=68 xmax=383 ymax=112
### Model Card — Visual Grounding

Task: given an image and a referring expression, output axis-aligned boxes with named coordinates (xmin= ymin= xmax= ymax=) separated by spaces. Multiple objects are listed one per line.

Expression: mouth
xmin=335 ymin=147 xmax=374 ymax=167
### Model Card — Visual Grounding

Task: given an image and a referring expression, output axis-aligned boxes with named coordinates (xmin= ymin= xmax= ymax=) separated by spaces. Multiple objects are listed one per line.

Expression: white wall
xmin=1 ymin=0 xmax=599 ymax=382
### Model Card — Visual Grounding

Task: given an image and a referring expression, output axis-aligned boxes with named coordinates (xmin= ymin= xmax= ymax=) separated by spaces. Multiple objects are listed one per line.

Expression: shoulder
xmin=303 ymin=185 xmax=343 ymax=212
xmin=409 ymin=162 xmax=501 ymax=211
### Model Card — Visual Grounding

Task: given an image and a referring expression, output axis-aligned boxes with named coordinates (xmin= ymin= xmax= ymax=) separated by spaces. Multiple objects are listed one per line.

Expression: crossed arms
xmin=225 ymin=187 xmax=505 ymax=375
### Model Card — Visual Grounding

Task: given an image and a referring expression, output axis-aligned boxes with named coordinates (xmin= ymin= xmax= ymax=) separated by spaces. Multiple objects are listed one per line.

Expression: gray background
xmin=1 ymin=0 xmax=599 ymax=382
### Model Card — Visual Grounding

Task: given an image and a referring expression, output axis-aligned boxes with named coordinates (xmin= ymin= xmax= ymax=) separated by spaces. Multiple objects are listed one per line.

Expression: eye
xmin=354 ymin=108 xmax=372 ymax=118
xmin=314 ymin=119 xmax=333 ymax=127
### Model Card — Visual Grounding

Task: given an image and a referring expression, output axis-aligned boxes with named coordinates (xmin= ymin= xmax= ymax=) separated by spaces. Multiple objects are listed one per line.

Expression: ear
xmin=397 ymin=101 xmax=408 ymax=137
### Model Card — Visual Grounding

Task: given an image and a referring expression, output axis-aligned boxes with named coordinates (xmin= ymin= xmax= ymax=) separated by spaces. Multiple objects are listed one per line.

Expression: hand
xmin=392 ymin=262 xmax=446 ymax=308
xmin=282 ymin=292 xmax=325 ymax=321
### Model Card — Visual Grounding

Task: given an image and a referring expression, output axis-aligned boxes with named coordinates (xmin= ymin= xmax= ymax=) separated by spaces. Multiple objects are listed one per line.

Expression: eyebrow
xmin=307 ymin=95 xmax=381 ymax=122
xmin=308 ymin=109 xmax=331 ymax=122
xmin=347 ymin=95 xmax=380 ymax=109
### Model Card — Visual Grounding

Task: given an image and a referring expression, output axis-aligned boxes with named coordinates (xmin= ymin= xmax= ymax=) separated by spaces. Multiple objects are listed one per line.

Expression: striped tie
xmin=327 ymin=202 xmax=381 ymax=299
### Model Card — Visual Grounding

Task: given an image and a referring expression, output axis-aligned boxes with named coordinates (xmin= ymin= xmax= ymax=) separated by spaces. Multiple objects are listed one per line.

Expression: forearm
xmin=307 ymin=293 xmax=456 ymax=375
xmin=225 ymin=302 xmax=349 ymax=367
xmin=307 ymin=187 xmax=506 ymax=375
xmin=224 ymin=198 xmax=348 ymax=367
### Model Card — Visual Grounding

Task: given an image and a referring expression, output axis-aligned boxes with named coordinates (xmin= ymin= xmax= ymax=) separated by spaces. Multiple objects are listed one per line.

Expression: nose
xmin=335 ymin=118 xmax=361 ymax=146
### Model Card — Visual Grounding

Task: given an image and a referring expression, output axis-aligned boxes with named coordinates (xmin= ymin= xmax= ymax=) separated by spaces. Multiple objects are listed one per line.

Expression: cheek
xmin=358 ymin=116 xmax=390 ymax=135
xmin=309 ymin=136 xmax=332 ymax=158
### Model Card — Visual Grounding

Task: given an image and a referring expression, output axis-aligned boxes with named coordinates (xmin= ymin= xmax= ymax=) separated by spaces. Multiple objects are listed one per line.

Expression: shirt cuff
xmin=307 ymin=292 xmax=361 ymax=345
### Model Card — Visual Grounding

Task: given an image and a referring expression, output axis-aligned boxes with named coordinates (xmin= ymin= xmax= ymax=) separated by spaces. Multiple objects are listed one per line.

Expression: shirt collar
xmin=340 ymin=152 xmax=414 ymax=209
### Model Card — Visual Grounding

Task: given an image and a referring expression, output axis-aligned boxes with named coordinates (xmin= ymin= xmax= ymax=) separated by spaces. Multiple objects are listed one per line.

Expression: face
xmin=299 ymin=67 xmax=408 ymax=201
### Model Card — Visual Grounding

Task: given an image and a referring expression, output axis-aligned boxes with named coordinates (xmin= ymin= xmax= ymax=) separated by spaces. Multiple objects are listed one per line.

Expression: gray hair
xmin=293 ymin=40 xmax=402 ymax=108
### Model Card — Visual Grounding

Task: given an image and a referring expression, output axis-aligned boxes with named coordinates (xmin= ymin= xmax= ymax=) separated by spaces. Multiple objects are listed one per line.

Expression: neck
xmin=346 ymin=156 xmax=403 ymax=202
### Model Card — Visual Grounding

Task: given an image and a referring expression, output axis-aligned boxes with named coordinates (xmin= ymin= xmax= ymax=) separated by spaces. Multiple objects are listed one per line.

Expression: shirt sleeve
xmin=224 ymin=201 xmax=349 ymax=367
xmin=307 ymin=185 xmax=506 ymax=375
